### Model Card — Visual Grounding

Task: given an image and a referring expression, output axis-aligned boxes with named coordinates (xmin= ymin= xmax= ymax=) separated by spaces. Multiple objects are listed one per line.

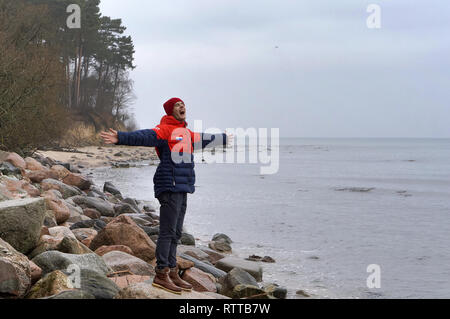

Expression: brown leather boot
xmin=169 ymin=266 xmax=193 ymax=292
xmin=152 ymin=267 xmax=182 ymax=294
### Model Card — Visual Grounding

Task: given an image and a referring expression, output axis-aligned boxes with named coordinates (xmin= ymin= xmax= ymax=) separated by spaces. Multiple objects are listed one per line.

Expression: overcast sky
xmin=99 ymin=0 xmax=450 ymax=138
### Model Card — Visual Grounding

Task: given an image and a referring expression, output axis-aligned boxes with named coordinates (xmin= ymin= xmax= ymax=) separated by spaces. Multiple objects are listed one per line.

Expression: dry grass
xmin=58 ymin=122 xmax=102 ymax=148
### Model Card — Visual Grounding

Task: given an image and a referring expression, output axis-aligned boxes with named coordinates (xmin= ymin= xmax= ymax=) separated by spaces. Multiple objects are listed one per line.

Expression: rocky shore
xmin=0 ymin=148 xmax=287 ymax=299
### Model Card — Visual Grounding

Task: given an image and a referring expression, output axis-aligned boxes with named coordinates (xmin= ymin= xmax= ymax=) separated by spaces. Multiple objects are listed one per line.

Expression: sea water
xmin=88 ymin=138 xmax=450 ymax=299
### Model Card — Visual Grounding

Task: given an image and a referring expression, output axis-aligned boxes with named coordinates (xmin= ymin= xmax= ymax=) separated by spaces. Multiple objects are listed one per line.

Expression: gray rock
xmin=199 ymin=246 xmax=227 ymax=264
xmin=141 ymin=204 xmax=156 ymax=213
xmin=180 ymin=232 xmax=195 ymax=246
xmin=70 ymin=219 xmax=107 ymax=231
xmin=28 ymin=235 xmax=92 ymax=259
xmin=41 ymin=179 xmax=82 ymax=199
xmin=179 ymin=253 xmax=227 ymax=279
xmin=66 ymin=201 xmax=90 ymax=223
xmin=0 ymin=238 xmax=31 ymax=298
xmin=70 ymin=196 xmax=115 ymax=217
xmin=114 ymin=203 xmax=140 ymax=216
xmin=102 ymin=251 xmax=155 ymax=276
xmin=263 ymin=283 xmax=287 ymax=299
xmin=212 ymin=233 xmax=233 ymax=244
xmin=32 ymin=251 xmax=111 ymax=277
xmin=125 ymin=213 xmax=154 ymax=223
xmin=209 ymin=239 xmax=232 ymax=253
xmin=215 ymin=256 xmax=263 ymax=282
xmin=0 ymin=198 xmax=46 ymax=254
xmin=79 ymin=269 xmax=119 ymax=299
xmin=232 ymin=284 xmax=268 ymax=299
xmin=122 ymin=198 xmax=140 ymax=211
xmin=103 ymin=182 xmax=122 ymax=199
xmin=177 ymin=245 xmax=212 ymax=263
xmin=0 ymin=161 xmax=21 ymax=176
xmin=140 ymin=225 xmax=160 ymax=237
xmin=86 ymin=185 xmax=107 ymax=198
xmin=56 ymin=236 xmax=93 ymax=255
xmin=43 ymin=210 xmax=57 ymax=227
xmin=218 ymin=268 xmax=259 ymax=298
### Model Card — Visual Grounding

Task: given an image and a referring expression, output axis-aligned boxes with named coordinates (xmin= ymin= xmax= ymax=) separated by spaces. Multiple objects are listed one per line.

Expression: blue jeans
xmin=155 ymin=191 xmax=187 ymax=269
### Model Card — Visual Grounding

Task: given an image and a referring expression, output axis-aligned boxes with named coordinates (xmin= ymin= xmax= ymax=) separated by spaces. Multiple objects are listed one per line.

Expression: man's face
xmin=172 ymin=101 xmax=186 ymax=122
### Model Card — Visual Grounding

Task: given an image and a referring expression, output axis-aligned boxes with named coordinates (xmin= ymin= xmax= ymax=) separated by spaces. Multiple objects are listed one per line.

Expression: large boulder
xmin=212 ymin=233 xmax=233 ymax=244
xmin=78 ymin=269 xmax=119 ymax=299
xmin=28 ymin=230 xmax=93 ymax=259
xmin=42 ymin=190 xmax=70 ymax=224
xmin=70 ymin=196 xmax=115 ymax=217
xmin=208 ymin=239 xmax=232 ymax=253
xmin=0 ymin=175 xmax=40 ymax=198
xmin=263 ymin=283 xmax=288 ymax=299
xmin=0 ymin=161 xmax=21 ymax=176
xmin=5 ymin=152 xmax=26 ymax=170
xmin=90 ymin=215 xmax=156 ymax=263
xmin=218 ymin=268 xmax=259 ymax=298
xmin=178 ymin=254 xmax=227 ymax=279
xmin=71 ymin=228 xmax=98 ymax=244
xmin=197 ymin=246 xmax=226 ymax=264
xmin=32 ymin=251 xmax=110 ymax=277
xmin=62 ymin=173 xmax=92 ymax=191
xmin=25 ymin=270 xmax=73 ymax=299
xmin=50 ymin=165 xmax=71 ymax=180
xmin=82 ymin=208 xmax=101 ymax=220
xmin=109 ymin=275 xmax=151 ymax=289
xmin=0 ymin=198 xmax=46 ymax=254
xmin=181 ymin=232 xmax=196 ymax=246
xmin=215 ymin=256 xmax=263 ymax=282
xmin=176 ymin=256 xmax=195 ymax=270
xmin=103 ymin=182 xmax=122 ymax=199
xmin=0 ymin=238 xmax=31 ymax=298
xmin=232 ymin=284 xmax=268 ymax=299
xmin=114 ymin=281 xmax=215 ymax=299
xmin=25 ymin=157 xmax=45 ymax=171
xmin=56 ymin=236 xmax=93 ymax=255
xmin=25 ymin=169 xmax=59 ymax=184
xmin=181 ymin=267 xmax=217 ymax=293
xmin=177 ymin=245 xmax=214 ymax=264
xmin=41 ymin=179 xmax=82 ymax=199
xmin=102 ymin=251 xmax=155 ymax=276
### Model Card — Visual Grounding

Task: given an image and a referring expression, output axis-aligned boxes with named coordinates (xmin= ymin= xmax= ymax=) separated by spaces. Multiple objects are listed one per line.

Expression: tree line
xmin=0 ymin=0 xmax=138 ymax=155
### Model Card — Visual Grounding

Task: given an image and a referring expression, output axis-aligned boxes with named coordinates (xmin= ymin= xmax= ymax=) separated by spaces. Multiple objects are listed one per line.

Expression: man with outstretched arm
xmin=100 ymin=97 xmax=231 ymax=294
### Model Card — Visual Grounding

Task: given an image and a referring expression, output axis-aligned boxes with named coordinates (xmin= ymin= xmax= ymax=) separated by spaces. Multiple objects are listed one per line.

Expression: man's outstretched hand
xmin=100 ymin=128 xmax=119 ymax=145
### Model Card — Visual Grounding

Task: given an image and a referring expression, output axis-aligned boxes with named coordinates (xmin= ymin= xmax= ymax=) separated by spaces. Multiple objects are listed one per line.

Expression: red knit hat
xmin=163 ymin=98 xmax=184 ymax=115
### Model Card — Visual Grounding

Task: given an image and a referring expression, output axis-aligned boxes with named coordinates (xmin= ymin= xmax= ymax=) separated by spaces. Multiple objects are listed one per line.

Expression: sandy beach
xmin=35 ymin=145 xmax=159 ymax=169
